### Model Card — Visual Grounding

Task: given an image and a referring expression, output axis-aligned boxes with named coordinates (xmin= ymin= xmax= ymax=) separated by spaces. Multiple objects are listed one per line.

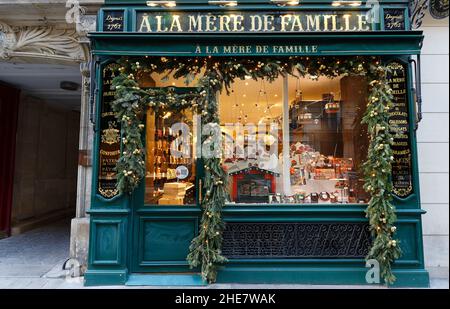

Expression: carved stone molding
xmin=410 ymin=0 xmax=430 ymax=29
xmin=80 ymin=61 xmax=91 ymax=97
xmin=0 ymin=20 xmax=86 ymax=63
xmin=66 ymin=0 xmax=97 ymax=36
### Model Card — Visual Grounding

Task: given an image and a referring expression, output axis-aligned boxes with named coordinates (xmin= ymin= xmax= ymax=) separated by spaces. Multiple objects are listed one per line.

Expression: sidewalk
xmin=0 ymin=219 xmax=71 ymax=279
xmin=0 ymin=220 xmax=448 ymax=289
xmin=0 ymin=274 xmax=447 ymax=289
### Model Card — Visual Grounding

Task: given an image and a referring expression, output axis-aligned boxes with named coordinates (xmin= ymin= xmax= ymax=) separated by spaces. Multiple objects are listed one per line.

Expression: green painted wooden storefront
xmin=85 ymin=0 xmax=429 ymax=287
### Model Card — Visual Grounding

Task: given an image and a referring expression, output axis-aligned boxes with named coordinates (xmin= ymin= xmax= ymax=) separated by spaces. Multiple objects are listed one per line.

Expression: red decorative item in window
xmin=229 ymin=166 xmax=279 ymax=204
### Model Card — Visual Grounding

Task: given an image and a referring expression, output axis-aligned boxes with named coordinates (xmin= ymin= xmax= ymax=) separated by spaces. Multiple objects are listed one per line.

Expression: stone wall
xmin=418 ymin=14 xmax=449 ymax=269
xmin=11 ymin=94 xmax=80 ymax=227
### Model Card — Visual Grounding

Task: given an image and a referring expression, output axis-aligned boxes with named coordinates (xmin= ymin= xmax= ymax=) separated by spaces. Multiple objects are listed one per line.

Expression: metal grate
xmin=222 ymin=222 xmax=372 ymax=259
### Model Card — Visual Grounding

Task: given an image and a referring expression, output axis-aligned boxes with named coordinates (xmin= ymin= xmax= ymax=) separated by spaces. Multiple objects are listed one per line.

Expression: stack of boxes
xmin=158 ymin=182 xmax=187 ymax=205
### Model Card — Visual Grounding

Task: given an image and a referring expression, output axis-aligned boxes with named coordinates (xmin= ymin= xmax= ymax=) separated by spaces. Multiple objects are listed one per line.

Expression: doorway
xmin=130 ymin=86 xmax=202 ymax=273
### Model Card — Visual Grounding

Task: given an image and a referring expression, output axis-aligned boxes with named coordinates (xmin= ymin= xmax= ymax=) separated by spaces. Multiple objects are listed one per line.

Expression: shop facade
xmin=85 ymin=0 xmax=429 ymax=287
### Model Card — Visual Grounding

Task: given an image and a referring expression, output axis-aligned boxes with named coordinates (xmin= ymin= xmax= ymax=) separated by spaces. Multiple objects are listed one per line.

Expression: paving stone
xmin=0 ymin=219 xmax=70 ymax=278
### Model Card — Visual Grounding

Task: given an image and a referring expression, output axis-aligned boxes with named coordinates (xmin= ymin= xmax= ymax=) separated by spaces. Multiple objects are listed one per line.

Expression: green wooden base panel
xmin=216 ymin=267 xmax=430 ymax=288
xmin=126 ymin=274 xmax=206 ymax=286
xmin=84 ymin=269 xmax=128 ymax=286
xmin=391 ymin=270 xmax=430 ymax=288
xmin=83 ymin=268 xmax=429 ymax=287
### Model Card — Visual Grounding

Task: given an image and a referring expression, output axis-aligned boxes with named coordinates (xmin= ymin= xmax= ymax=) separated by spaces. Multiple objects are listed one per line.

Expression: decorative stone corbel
xmin=0 ymin=20 xmax=85 ymax=62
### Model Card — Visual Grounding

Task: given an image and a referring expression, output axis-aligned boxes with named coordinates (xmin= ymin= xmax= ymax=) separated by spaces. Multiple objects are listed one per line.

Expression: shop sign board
xmin=98 ymin=63 xmax=122 ymax=199
xmin=103 ymin=10 xmax=125 ymax=32
xmin=387 ymin=61 xmax=414 ymax=199
xmin=135 ymin=11 xmax=373 ymax=33
xmin=383 ymin=8 xmax=406 ymax=31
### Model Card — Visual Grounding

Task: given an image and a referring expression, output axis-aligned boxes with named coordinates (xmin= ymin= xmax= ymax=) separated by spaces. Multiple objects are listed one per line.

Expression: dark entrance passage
xmin=0 ymin=82 xmax=20 ymax=238
xmin=0 ymin=63 xmax=81 ymax=237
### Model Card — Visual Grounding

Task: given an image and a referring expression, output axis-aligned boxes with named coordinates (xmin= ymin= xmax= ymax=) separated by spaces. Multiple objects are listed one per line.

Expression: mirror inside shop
xmin=142 ymin=69 xmax=370 ymax=206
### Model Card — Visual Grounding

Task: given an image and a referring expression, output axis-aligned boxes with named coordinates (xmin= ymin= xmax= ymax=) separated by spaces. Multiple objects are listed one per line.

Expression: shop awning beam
xmin=89 ymin=31 xmax=424 ymax=56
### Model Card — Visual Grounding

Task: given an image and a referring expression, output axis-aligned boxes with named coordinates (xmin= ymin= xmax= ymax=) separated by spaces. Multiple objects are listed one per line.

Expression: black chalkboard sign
xmin=97 ymin=63 xmax=121 ymax=199
xmin=384 ymin=9 xmax=406 ymax=31
xmin=387 ymin=62 xmax=413 ymax=198
xmin=103 ymin=10 xmax=125 ymax=32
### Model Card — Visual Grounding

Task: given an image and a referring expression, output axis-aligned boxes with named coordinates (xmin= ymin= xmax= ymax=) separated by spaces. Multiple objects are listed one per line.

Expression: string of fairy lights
xmin=111 ymin=55 xmax=401 ymax=284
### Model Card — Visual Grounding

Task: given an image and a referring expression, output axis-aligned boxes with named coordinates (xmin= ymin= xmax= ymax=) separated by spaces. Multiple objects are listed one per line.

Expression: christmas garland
xmin=362 ymin=67 xmax=402 ymax=284
xmin=110 ymin=56 xmax=400 ymax=284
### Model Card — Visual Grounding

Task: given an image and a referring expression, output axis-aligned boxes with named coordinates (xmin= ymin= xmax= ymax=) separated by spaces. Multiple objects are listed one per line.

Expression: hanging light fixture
xmin=270 ymin=0 xmax=300 ymax=6
xmin=208 ymin=1 xmax=238 ymax=7
xmin=331 ymin=1 xmax=362 ymax=7
xmin=324 ymin=92 xmax=340 ymax=114
xmin=146 ymin=1 xmax=177 ymax=7
xmin=325 ymin=102 xmax=340 ymax=114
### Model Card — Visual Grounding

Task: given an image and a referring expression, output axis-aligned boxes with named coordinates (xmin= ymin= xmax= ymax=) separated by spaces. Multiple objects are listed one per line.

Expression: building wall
xmin=418 ymin=14 xmax=449 ymax=268
xmin=11 ymin=94 xmax=80 ymax=226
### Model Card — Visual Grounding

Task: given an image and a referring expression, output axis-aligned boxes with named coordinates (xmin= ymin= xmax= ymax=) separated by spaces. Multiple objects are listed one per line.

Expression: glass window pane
xmin=140 ymin=72 xmax=199 ymax=206
xmin=287 ymin=75 xmax=369 ymax=204
xmin=220 ymin=73 xmax=369 ymax=205
xmin=144 ymin=107 xmax=197 ymax=205
xmin=220 ymin=77 xmax=284 ymax=204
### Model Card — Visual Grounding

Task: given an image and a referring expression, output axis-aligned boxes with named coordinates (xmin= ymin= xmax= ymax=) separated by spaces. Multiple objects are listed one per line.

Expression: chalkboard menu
xmin=103 ymin=10 xmax=125 ymax=32
xmin=387 ymin=62 xmax=413 ymax=198
xmin=98 ymin=63 xmax=121 ymax=199
xmin=383 ymin=9 xmax=406 ymax=31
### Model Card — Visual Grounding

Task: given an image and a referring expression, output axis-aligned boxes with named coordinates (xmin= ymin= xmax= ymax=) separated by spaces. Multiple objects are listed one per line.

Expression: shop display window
xmin=220 ymin=74 xmax=370 ymax=205
xmin=143 ymin=69 xmax=370 ymax=206
xmin=142 ymin=73 xmax=202 ymax=206
xmin=144 ymin=106 xmax=198 ymax=205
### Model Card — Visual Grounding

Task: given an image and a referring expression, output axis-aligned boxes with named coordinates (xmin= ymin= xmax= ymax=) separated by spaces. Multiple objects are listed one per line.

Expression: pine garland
xmin=111 ymin=70 xmax=206 ymax=193
xmin=185 ymin=75 xmax=229 ymax=283
xmin=362 ymin=65 xmax=402 ymax=285
xmin=109 ymin=56 xmax=400 ymax=284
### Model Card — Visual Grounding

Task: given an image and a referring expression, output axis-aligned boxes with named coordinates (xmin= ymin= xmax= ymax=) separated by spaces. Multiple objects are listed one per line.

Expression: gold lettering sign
xmin=387 ymin=62 xmax=413 ymax=198
xmin=194 ymin=44 xmax=319 ymax=55
xmin=103 ymin=10 xmax=125 ymax=32
xmin=135 ymin=11 xmax=372 ymax=33
xmin=98 ymin=63 xmax=121 ymax=199
xmin=383 ymin=9 xmax=406 ymax=31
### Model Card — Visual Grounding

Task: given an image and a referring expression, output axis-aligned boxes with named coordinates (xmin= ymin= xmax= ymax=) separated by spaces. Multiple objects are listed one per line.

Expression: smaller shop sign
xmin=387 ymin=61 xmax=413 ymax=198
xmin=103 ymin=10 xmax=125 ymax=32
xmin=97 ymin=63 xmax=122 ymax=199
xmin=194 ymin=44 xmax=319 ymax=55
xmin=383 ymin=8 xmax=406 ymax=31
